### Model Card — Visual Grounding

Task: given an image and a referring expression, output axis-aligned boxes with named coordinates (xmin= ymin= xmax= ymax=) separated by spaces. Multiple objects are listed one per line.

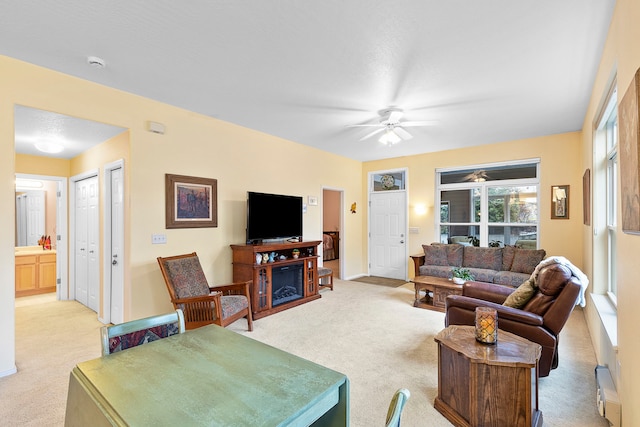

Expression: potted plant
xmin=451 ymin=267 xmax=474 ymax=284
xmin=292 ymin=248 xmax=300 ymax=259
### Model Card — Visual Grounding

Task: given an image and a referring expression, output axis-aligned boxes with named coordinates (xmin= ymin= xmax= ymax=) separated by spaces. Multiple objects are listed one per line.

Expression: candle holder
xmin=475 ymin=307 xmax=498 ymax=344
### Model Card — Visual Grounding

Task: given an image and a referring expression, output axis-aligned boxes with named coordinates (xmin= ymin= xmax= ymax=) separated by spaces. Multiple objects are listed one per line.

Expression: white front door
xmin=369 ymin=191 xmax=407 ymax=280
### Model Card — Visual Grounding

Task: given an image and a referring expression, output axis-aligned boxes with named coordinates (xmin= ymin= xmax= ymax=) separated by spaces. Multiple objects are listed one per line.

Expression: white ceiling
xmin=2 ymin=1 xmax=615 ymax=162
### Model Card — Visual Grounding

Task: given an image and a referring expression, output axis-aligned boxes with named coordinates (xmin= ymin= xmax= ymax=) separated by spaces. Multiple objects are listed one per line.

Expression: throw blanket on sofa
xmin=530 ymin=256 xmax=589 ymax=307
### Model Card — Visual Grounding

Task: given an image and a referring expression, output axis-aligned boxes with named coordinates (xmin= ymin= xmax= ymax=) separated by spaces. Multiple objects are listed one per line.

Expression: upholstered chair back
xmin=161 ymin=255 xmax=210 ymax=299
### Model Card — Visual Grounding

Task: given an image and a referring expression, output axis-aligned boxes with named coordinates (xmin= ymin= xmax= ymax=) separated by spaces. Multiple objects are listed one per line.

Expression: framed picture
xmin=551 ymin=185 xmax=570 ymax=219
xmin=165 ymin=174 xmax=217 ymax=229
xmin=619 ymin=67 xmax=640 ymax=234
xmin=583 ymin=169 xmax=591 ymax=226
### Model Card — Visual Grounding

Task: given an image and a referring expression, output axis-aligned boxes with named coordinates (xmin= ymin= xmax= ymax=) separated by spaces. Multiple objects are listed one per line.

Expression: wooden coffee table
xmin=411 ymin=275 xmax=463 ymax=312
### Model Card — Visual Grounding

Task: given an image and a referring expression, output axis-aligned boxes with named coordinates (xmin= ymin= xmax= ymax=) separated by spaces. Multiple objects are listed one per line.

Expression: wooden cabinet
xmin=434 ymin=325 xmax=542 ymax=427
xmin=231 ymin=241 xmax=321 ymax=319
xmin=15 ymin=252 xmax=57 ymax=297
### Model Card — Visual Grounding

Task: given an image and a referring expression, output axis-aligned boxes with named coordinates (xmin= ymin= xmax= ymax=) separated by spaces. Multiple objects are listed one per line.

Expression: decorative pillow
xmin=503 ymin=279 xmax=537 ymax=308
xmin=431 ymin=243 xmax=464 ymax=266
xmin=510 ymin=249 xmax=546 ymax=274
xmin=462 ymin=247 xmax=503 ymax=271
xmin=422 ymin=245 xmax=448 ymax=266
xmin=501 ymin=245 xmax=517 ymax=271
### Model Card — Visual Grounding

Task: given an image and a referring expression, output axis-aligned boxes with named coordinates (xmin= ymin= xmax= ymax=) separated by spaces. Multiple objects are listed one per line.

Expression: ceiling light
xmin=34 ymin=140 xmax=64 ymax=154
xmin=379 ymin=129 xmax=401 ymax=145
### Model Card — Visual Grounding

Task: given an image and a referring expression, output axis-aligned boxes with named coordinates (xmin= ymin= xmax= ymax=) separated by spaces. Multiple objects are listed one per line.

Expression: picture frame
xmin=551 ymin=185 xmax=570 ymax=219
xmin=619 ymin=67 xmax=640 ymax=234
xmin=583 ymin=169 xmax=591 ymax=226
xmin=165 ymin=174 xmax=217 ymax=229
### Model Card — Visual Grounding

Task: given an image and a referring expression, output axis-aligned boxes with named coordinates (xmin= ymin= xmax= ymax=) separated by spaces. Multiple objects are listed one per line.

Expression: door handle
xmin=400 ymin=240 xmax=405 ymax=244
xmin=112 ymin=259 xmax=118 ymax=265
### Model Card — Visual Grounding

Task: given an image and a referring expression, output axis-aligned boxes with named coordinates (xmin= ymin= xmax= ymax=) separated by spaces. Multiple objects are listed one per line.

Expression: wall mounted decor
xmin=165 ymin=174 xmax=217 ymax=229
xmin=551 ymin=185 xmax=570 ymax=219
xmin=583 ymin=169 xmax=591 ymax=226
xmin=619 ymin=67 xmax=640 ymax=234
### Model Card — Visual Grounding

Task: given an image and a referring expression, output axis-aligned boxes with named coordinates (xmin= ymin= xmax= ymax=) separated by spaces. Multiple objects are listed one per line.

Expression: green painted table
xmin=64 ymin=324 xmax=349 ymax=426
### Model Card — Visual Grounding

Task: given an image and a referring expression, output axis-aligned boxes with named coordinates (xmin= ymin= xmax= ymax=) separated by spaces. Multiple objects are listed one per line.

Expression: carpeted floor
xmin=350 ymin=275 xmax=409 ymax=287
xmin=2 ymin=279 xmax=608 ymax=427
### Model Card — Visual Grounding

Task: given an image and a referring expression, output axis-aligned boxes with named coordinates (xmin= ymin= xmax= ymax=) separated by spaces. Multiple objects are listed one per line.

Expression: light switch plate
xmin=152 ymin=234 xmax=167 ymax=244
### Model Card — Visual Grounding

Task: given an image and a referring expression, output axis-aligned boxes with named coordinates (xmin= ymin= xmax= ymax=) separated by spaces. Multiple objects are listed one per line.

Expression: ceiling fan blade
xmin=394 ymin=127 xmax=413 ymax=140
xmin=359 ymin=128 xmax=386 ymax=141
xmin=400 ymin=120 xmax=438 ymax=127
xmin=387 ymin=110 xmax=403 ymax=123
xmin=345 ymin=124 xmax=383 ymax=128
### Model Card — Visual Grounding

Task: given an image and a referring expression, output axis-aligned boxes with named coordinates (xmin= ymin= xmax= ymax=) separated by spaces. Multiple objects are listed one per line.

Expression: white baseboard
xmin=0 ymin=366 xmax=17 ymax=378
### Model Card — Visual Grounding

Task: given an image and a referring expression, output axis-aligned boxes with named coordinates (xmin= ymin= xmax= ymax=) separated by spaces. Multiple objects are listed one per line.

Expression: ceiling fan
xmin=346 ymin=108 xmax=436 ymax=145
xmin=462 ymin=170 xmax=489 ymax=182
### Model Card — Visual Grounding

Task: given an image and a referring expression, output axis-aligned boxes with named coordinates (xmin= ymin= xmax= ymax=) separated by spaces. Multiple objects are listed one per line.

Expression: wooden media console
xmin=230 ymin=240 xmax=322 ymax=319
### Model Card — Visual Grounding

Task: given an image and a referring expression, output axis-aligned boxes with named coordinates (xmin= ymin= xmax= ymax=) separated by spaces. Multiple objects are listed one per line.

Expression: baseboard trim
xmin=0 ymin=366 xmax=18 ymax=378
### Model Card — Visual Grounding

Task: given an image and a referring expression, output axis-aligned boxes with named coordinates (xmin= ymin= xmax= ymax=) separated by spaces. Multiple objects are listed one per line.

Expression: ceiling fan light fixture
xmin=379 ymin=129 xmax=401 ymax=145
xmin=34 ymin=140 xmax=64 ymax=154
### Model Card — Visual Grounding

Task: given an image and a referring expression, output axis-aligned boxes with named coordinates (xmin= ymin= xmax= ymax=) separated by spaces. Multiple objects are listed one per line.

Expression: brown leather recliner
xmin=445 ymin=263 xmax=581 ymax=377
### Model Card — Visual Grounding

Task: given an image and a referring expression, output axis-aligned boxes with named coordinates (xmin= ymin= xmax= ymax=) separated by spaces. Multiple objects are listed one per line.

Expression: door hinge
xmin=57 ymin=278 xmax=61 ymax=285
xmin=57 ymin=191 xmax=61 ymax=197
xmin=57 ymin=235 xmax=61 ymax=241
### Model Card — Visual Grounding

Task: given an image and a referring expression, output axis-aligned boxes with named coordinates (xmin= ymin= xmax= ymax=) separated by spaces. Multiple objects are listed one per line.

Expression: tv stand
xmin=230 ymin=240 xmax=322 ymax=319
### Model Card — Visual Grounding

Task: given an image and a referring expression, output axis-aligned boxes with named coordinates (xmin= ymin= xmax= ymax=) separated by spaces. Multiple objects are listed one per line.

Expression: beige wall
xmin=580 ymin=0 xmax=640 ymax=425
xmin=363 ymin=131 xmax=583 ymax=276
xmin=0 ymin=55 xmax=364 ymax=375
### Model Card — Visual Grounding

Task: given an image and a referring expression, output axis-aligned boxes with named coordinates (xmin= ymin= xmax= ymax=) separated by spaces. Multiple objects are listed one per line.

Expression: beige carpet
xmin=2 ymin=280 xmax=608 ymax=426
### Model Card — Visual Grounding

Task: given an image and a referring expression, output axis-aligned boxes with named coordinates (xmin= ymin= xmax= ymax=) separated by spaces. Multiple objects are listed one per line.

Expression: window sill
xmin=590 ymin=293 xmax=618 ymax=351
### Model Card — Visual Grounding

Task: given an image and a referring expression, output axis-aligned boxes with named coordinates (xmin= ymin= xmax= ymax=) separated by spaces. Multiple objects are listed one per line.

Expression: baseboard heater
xmin=595 ymin=365 xmax=621 ymax=427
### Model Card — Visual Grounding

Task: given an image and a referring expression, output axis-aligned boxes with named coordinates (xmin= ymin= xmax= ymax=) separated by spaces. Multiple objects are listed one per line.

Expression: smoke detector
xmin=87 ymin=56 xmax=106 ymax=69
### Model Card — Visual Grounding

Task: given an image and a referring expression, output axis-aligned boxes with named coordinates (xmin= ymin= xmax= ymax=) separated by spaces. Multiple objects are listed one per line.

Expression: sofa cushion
xmin=493 ymin=270 xmax=530 ymax=287
xmin=510 ymin=249 xmax=546 ymax=274
xmin=418 ymin=265 xmax=453 ymax=279
xmin=462 ymin=247 xmax=502 ymax=271
xmin=465 ymin=268 xmax=497 ymax=284
xmin=422 ymin=245 xmax=448 ymax=266
xmin=431 ymin=243 xmax=464 ymax=266
xmin=502 ymin=245 xmax=517 ymax=271
xmin=503 ymin=279 xmax=537 ymax=308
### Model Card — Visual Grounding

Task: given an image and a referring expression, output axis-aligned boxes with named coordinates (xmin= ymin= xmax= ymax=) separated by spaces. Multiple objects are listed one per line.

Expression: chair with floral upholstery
xmin=100 ymin=309 xmax=185 ymax=356
xmin=157 ymin=252 xmax=253 ymax=331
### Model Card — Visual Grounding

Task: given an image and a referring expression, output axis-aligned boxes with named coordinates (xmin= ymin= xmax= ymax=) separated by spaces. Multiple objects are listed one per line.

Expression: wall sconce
xmin=350 ymin=202 xmax=357 ymax=214
xmin=414 ymin=204 xmax=427 ymax=215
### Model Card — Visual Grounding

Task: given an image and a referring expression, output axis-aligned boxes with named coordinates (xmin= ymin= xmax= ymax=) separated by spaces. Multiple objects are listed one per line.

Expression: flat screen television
xmin=246 ymin=191 xmax=303 ymax=244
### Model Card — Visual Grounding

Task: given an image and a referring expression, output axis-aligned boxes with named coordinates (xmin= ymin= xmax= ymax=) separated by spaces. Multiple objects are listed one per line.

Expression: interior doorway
xmin=15 ymin=174 xmax=68 ymax=300
xmin=322 ymin=188 xmax=343 ymax=279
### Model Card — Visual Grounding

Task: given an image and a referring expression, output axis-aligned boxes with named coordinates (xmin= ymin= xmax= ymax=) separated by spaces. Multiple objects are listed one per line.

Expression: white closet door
xmin=87 ymin=176 xmax=100 ymax=312
xmin=75 ymin=179 xmax=89 ymax=306
xmin=109 ymin=167 xmax=125 ymax=324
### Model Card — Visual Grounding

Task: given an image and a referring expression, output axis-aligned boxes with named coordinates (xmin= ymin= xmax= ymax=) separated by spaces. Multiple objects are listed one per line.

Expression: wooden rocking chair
xmin=157 ymin=252 xmax=253 ymax=331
